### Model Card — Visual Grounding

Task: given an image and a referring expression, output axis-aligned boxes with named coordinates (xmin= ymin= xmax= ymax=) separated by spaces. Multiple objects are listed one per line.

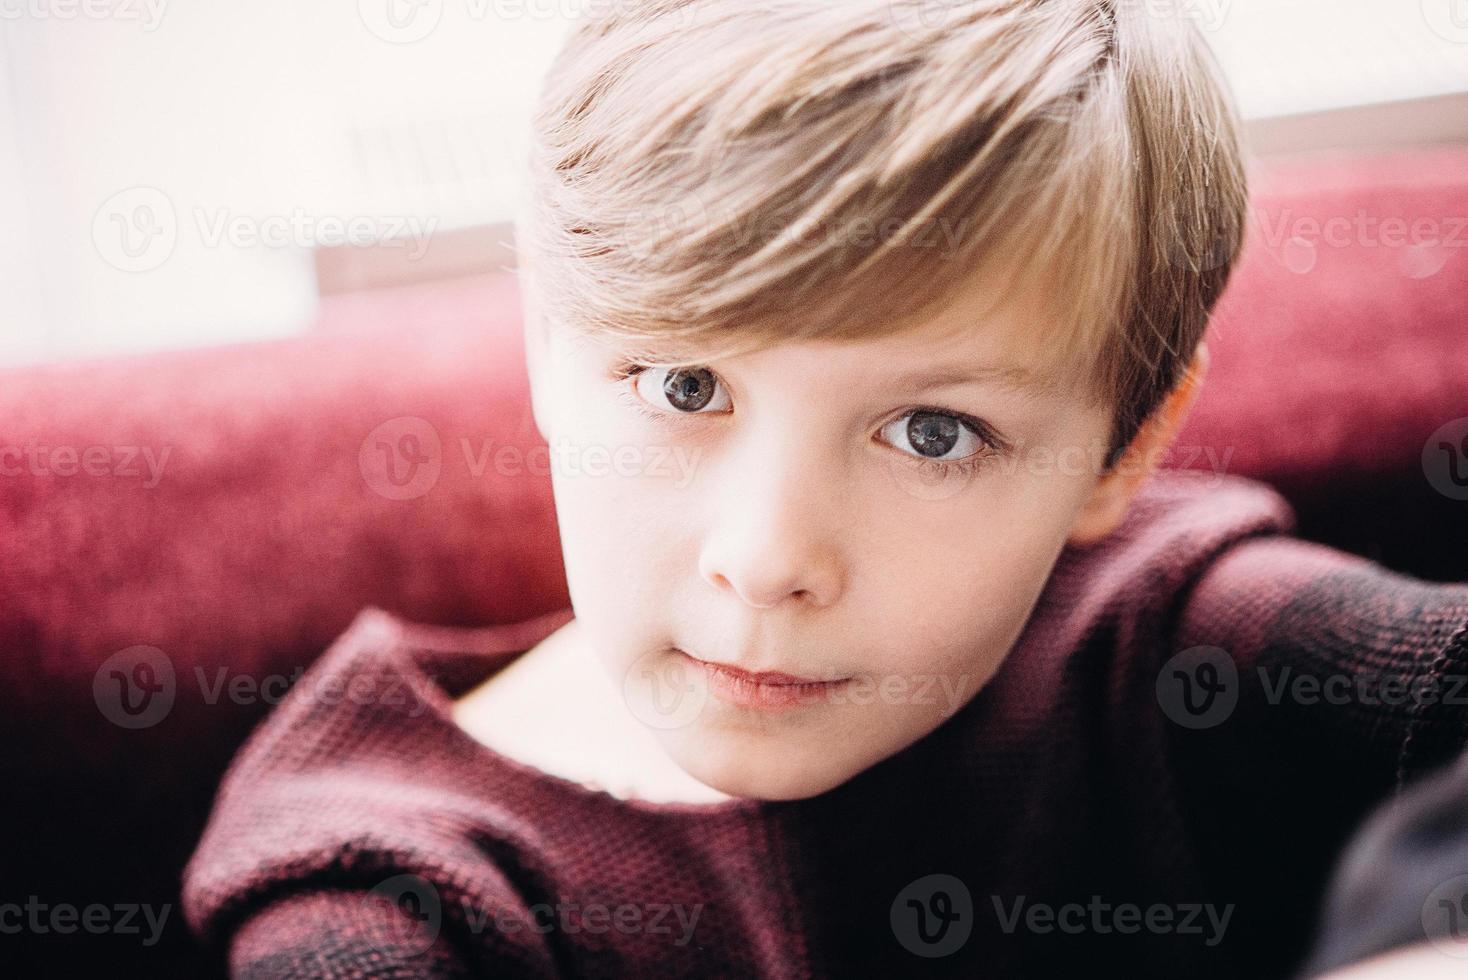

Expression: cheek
xmin=872 ymin=557 xmax=1044 ymax=690
xmin=546 ymin=442 xmax=696 ymax=654
xmin=864 ymin=471 xmax=1094 ymax=671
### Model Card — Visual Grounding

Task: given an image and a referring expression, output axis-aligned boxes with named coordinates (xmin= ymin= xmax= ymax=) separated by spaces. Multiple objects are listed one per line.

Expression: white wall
xmin=0 ymin=0 xmax=573 ymax=366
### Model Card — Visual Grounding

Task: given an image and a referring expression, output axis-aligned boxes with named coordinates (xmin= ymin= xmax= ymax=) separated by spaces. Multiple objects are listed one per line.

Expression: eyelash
xmin=609 ymin=360 xmax=1011 ymax=479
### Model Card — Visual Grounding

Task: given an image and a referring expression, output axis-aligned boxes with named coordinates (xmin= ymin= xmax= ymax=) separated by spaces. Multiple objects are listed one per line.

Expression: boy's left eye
xmin=879 ymin=410 xmax=993 ymax=463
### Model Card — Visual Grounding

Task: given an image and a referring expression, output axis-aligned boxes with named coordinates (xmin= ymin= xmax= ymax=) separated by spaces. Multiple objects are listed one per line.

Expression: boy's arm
xmin=222 ymin=882 xmax=570 ymax=979
xmin=1170 ymin=534 xmax=1468 ymax=791
xmin=1153 ymin=533 xmax=1468 ymax=971
xmin=224 ymin=888 xmax=478 ymax=979
xmin=180 ymin=610 xmax=570 ymax=979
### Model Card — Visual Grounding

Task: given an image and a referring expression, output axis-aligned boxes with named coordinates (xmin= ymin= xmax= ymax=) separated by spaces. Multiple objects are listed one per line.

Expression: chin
xmin=672 ymin=741 xmax=857 ymax=802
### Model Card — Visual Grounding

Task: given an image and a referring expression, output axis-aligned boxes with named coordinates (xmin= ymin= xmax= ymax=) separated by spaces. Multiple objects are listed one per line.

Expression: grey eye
xmin=635 ymin=366 xmax=732 ymax=414
xmin=881 ymin=410 xmax=985 ymax=461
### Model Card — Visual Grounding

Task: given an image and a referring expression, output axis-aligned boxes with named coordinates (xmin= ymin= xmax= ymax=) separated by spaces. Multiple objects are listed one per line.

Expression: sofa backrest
xmin=2 ymin=145 xmax=1465 ymax=975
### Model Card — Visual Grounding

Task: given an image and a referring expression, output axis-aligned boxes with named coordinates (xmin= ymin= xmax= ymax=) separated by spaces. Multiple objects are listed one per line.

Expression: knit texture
xmin=182 ymin=471 xmax=1468 ymax=979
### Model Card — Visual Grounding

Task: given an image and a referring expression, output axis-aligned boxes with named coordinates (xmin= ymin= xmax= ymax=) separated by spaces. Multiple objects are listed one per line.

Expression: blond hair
xmin=516 ymin=0 xmax=1249 ymax=465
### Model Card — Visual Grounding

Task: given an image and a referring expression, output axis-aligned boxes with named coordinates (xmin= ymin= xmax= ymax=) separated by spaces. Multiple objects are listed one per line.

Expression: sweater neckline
xmin=377 ymin=607 xmax=776 ymax=821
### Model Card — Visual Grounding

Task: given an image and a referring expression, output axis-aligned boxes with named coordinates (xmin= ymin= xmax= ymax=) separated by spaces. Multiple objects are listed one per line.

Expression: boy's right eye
xmin=617 ymin=364 xmax=734 ymax=417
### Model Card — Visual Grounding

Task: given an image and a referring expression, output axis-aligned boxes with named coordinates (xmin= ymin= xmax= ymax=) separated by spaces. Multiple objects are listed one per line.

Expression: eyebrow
xmin=603 ymin=336 xmax=1067 ymax=399
xmin=883 ymin=362 xmax=1063 ymax=399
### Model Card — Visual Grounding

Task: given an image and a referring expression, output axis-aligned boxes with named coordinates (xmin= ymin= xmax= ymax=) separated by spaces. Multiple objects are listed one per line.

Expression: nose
xmin=696 ymin=435 xmax=846 ymax=610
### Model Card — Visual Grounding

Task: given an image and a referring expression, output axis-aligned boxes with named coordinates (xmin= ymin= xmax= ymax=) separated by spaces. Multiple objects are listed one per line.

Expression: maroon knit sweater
xmin=182 ymin=471 xmax=1468 ymax=979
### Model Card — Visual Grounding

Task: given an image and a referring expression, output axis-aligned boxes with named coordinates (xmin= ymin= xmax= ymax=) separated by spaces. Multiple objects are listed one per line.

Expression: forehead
xmin=825 ymin=268 xmax=1082 ymax=393
xmin=558 ymin=256 xmax=1100 ymax=401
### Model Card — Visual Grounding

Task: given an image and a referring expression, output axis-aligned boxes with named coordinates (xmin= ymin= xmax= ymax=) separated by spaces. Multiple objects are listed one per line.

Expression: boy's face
xmin=524 ymin=269 xmax=1120 ymax=801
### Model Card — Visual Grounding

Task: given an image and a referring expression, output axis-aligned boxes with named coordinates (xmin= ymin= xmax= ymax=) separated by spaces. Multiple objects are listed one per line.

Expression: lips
xmin=675 ymin=647 xmax=845 ymax=685
xmin=675 ymin=647 xmax=851 ymax=712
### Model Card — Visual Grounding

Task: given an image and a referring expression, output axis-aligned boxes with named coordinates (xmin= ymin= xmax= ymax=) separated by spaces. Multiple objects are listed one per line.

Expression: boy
xmin=183 ymin=1 xmax=1468 ymax=977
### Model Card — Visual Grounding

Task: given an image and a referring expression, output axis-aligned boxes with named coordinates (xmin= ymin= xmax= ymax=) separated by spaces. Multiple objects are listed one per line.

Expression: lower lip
xmin=677 ymin=649 xmax=850 ymax=712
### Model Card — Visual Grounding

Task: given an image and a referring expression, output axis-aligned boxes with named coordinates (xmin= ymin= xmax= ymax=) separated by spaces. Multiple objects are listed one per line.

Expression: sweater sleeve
xmin=180 ymin=609 xmax=568 ymax=980
xmin=1171 ymin=534 xmax=1468 ymax=792
xmin=1150 ymin=534 xmax=1468 ymax=973
xmin=226 ymin=888 xmax=476 ymax=979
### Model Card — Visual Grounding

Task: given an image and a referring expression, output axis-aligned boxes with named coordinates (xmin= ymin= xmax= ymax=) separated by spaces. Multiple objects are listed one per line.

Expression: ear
xmin=1067 ymin=342 xmax=1210 ymax=546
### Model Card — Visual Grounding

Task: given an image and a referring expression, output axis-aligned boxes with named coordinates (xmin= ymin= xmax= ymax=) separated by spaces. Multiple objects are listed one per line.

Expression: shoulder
xmin=1119 ymin=476 xmax=1468 ymax=788
xmin=1065 ymin=469 xmax=1295 ymax=573
xmin=1012 ymin=471 xmax=1465 ymax=762
xmin=1033 ymin=470 xmax=1296 ymax=642
xmin=180 ymin=605 xmax=553 ymax=951
xmin=962 ymin=472 xmax=1298 ymax=753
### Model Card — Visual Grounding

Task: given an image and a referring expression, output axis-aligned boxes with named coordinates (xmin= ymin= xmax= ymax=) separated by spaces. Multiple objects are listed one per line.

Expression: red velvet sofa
xmin=3 ymin=146 xmax=1467 ymax=976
